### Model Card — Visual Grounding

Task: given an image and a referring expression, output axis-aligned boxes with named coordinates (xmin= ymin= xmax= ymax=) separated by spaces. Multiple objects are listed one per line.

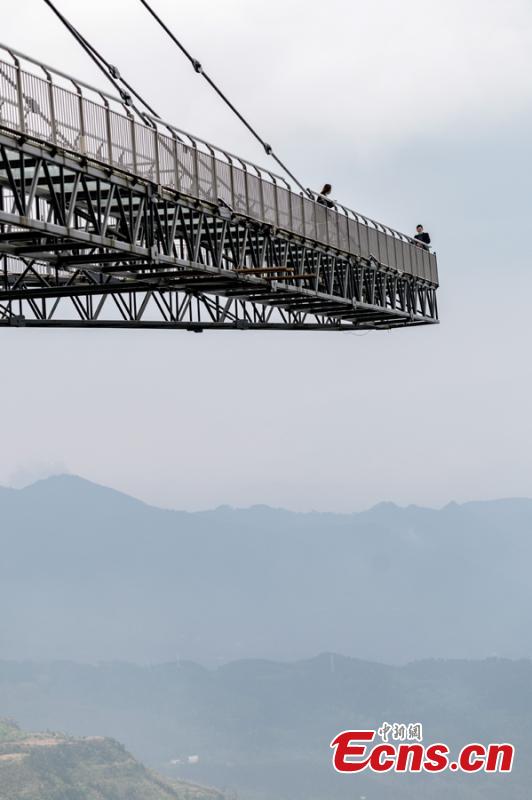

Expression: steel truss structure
xmin=0 ymin=45 xmax=439 ymax=332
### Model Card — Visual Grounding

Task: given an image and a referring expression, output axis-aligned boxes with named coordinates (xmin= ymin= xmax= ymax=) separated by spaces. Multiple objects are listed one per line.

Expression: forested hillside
xmin=0 ymin=718 xmax=222 ymax=800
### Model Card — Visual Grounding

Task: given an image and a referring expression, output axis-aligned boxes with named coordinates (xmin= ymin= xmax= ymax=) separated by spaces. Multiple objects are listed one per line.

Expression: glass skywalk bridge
xmin=0 ymin=43 xmax=438 ymax=331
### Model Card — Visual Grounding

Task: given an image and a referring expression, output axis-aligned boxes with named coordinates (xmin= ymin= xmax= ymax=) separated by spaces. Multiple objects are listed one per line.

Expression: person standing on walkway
xmin=414 ymin=224 xmax=431 ymax=249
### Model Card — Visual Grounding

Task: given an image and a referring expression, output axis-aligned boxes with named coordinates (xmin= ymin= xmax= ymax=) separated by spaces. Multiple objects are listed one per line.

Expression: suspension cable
xmin=43 ymin=0 xmax=160 ymax=119
xmin=138 ymin=0 xmax=311 ymax=196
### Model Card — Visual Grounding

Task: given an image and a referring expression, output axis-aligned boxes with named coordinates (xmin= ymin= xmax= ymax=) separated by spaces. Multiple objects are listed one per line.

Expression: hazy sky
xmin=1 ymin=0 xmax=531 ymax=511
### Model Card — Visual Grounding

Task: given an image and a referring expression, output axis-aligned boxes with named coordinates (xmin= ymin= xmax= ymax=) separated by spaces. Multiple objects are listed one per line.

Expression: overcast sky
xmin=1 ymin=0 xmax=531 ymax=511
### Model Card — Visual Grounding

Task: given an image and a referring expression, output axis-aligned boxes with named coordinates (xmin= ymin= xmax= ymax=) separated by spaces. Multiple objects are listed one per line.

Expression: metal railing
xmin=0 ymin=43 xmax=438 ymax=286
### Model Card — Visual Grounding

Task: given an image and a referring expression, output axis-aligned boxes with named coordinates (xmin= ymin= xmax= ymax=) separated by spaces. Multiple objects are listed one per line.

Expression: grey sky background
xmin=1 ymin=0 xmax=531 ymax=511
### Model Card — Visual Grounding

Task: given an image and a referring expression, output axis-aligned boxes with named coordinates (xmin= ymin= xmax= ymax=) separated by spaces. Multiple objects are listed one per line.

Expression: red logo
xmin=330 ymin=728 xmax=514 ymax=774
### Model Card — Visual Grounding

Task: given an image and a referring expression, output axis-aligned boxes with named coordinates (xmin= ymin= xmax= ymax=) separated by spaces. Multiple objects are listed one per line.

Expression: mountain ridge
xmin=2 ymin=474 xmax=532 ymax=665
xmin=4 ymin=472 xmax=532 ymax=515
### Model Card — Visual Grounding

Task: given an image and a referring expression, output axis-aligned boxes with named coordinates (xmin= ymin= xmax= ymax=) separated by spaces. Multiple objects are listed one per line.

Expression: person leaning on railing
xmin=414 ymin=224 xmax=431 ymax=250
xmin=316 ymin=183 xmax=335 ymax=209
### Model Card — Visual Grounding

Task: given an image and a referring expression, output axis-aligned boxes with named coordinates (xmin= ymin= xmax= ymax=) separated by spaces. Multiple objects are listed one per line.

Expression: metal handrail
xmin=0 ymin=41 xmax=438 ymax=285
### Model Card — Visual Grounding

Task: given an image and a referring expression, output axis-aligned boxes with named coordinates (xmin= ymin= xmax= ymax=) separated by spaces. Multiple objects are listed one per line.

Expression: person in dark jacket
xmin=316 ymin=183 xmax=334 ymax=209
xmin=414 ymin=224 xmax=431 ymax=249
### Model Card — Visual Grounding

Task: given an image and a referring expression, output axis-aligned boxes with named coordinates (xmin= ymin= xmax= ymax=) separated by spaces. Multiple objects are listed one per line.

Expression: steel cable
xmin=138 ymin=0 xmax=311 ymax=196
xmin=43 ymin=0 xmax=160 ymax=120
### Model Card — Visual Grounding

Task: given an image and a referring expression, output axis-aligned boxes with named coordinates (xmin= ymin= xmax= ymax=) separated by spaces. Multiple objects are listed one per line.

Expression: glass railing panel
xmin=175 ymin=140 xmax=197 ymax=198
xmin=262 ymin=180 xmax=277 ymax=225
xmin=302 ymin=197 xmax=317 ymax=240
xmin=338 ymin=213 xmax=349 ymax=253
xmin=134 ymin=122 xmax=158 ymax=183
xmin=368 ymin=225 xmax=379 ymax=260
xmin=391 ymin=236 xmax=404 ymax=272
xmin=290 ymin=193 xmax=304 ymax=236
xmin=401 ymin=240 xmax=413 ymax=275
xmin=245 ymin=171 xmax=262 ymax=221
xmin=377 ymin=230 xmax=390 ymax=267
xmin=358 ymin=221 xmax=371 ymax=259
xmin=215 ymin=158 xmax=232 ymax=207
xmin=314 ymin=202 xmax=327 ymax=244
xmin=421 ymin=248 xmax=432 ymax=282
xmin=51 ymin=84 xmax=81 ymax=151
xmin=276 ymin=186 xmax=291 ymax=231
xmin=20 ymin=70 xmax=52 ymax=142
xmin=429 ymin=253 xmax=439 ymax=285
xmin=197 ymin=150 xmax=216 ymax=203
xmin=326 ymin=208 xmax=339 ymax=249
xmin=231 ymin=164 xmax=248 ymax=214
xmin=0 ymin=61 xmax=19 ymax=131
xmin=157 ymin=132 xmax=178 ymax=189
xmin=347 ymin=217 xmax=361 ymax=258
xmin=82 ymin=97 xmax=109 ymax=163
xmin=109 ymin=109 xmax=135 ymax=171
xmin=414 ymin=243 xmax=425 ymax=279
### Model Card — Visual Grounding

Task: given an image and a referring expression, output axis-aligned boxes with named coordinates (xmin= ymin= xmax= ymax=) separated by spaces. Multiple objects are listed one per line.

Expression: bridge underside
xmin=0 ymin=133 xmax=438 ymax=331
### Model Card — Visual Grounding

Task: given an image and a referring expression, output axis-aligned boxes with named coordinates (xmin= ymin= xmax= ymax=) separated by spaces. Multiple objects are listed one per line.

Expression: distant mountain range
xmin=0 ymin=655 xmax=530 ymax=800
xmin=1 ymin=474 xmax=532 ymax=664
xmin=2 ymin=477 xmax=531 ymax=798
